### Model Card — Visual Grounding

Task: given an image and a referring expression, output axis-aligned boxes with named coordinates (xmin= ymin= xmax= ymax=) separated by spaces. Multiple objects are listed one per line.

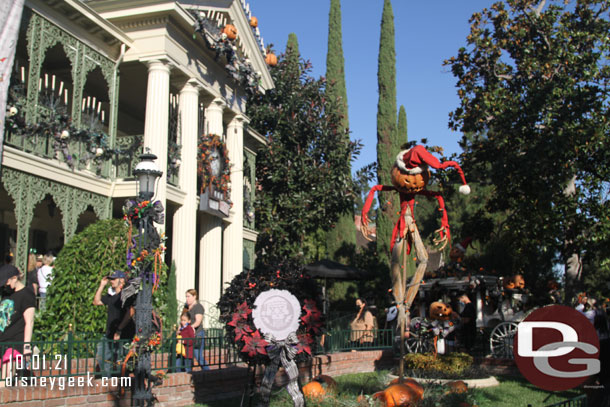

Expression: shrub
xmin=404 ymin=352 xmax=474 ymax=376
xmin=35 ymin=218 xmax=168 ymax=336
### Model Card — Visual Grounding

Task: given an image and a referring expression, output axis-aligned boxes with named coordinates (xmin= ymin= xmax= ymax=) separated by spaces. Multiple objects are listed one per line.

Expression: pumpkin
xmin=250 ymin=17 xmax=258 ymax=28
xmin=265 ymin=52 xmax=278 ymax=66
xmin=503 ymin=277 xmax=515 ymax=290
xmin=388 ymin=378 xmax=424 ymax=400
xmin=429 ymin=301 xmax=452 ymax=321
xmin=512 ymin=274 xmax=525 ymax=290
xmin=390 ymin=164 xmax=430 ymax=194
xmin=446 ymin=380 xmax=468 ymax=394
xmin=302 ymin=381 xmax=325 ymax=400
xmin=373 ymin=382 xmax=423 ymax=407
xmin=222 ymin=24 xmax=238 ymax=40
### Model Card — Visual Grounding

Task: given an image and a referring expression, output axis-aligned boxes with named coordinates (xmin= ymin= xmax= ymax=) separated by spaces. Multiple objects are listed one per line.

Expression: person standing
xmin=93 ymin=270 xmax=134 ymax=377
xmin=350 ymin=298 xmax=375 ymax=346
xmin=458 ymin=293 xmax=476 ymax=351
xmin=176 ymin=312 xmax=195 ymax=373
xmin=37 ymin=253 xmax=54 ymax=310
xmin=0 ymin=264 xmax=36 ymax=381
xmin=185 ymin=289 xmax=209 ymax=370
xmin=26 ymin=252 xmax=39 ymax=296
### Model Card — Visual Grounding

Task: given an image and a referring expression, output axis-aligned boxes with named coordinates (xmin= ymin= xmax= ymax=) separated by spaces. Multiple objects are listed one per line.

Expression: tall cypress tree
xmin=325 ymin=0 xmax=356 ymax=263
xmin=397 ymin=105 xmax=407 ymax=142
xmin=375 ymin=0 xmax=399 ymax=266
xmin=396 ymin=104 xmax=416 ymax=277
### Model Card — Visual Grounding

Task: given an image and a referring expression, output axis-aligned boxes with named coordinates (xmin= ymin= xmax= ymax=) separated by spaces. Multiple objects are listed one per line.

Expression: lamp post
xmin=131 ymin=152 xmax=162 ymax=406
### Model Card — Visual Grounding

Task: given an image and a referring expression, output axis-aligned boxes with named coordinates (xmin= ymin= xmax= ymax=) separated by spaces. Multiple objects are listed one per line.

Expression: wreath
xmin=218 ymin=259 xmax=324 ymax=365
xmin=197 ymin=134 xmax=231 ymax=200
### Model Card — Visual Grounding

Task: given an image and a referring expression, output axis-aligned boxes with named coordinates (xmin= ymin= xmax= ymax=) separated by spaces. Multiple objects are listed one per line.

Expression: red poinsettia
xmin=235 ymin=301 xmax=252 ymax=320
xmin=295 ymin=333 xmax=314 ymax=355
xmin=302 ymin=299 xmax=321 ymax=318
xmin=228 ymin=313 xmax=253 ymax=340
xmin=241 ymin=330 xmax=269 ymax=357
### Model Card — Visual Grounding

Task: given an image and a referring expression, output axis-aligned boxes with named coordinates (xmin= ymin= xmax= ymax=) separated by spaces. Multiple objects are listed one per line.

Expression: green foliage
xmin=160 ymin=261 xmax=178 ymax=329
xmin=36 ymin=219 xmax=129 ymax=334
xmin=397 ymin=105 xmax=407 ymax=142
xmin=247 ymin=36 xmax=360 ymax=265
xmin=404 ymin=352 xmax=474 ymax=376
xmin=445 ymin=0 xmax=610 ymax=288
xmin=376 ymin=0 xmax=400 ymax=267
xmin=36 ymin=218 xmax=170 ymax=335
xmin=325 ymin=0 xmax=356 ymax=263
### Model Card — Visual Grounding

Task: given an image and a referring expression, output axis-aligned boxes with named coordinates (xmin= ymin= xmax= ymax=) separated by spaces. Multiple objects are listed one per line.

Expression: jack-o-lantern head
xmin=503 ymin=277 xmax=515 ymax=290
xmin=249 ymin=17 xmax=258 ymax=28
xmin=222 ymin=24 xmax=238 ymax=40
xmin=429 ymin=301 xmax=452 ymax=321
xmin=391 ymin=164 xmax=431 ymax=193
xmin=392 ymin=145 xmax=471 ymax=195
xmin=512 ymin=274 xmax=525 ymax=290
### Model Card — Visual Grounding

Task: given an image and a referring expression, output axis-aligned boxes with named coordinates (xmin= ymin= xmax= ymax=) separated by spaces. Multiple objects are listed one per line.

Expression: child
xmin=176 ymin=312 xmax=195 ymax=372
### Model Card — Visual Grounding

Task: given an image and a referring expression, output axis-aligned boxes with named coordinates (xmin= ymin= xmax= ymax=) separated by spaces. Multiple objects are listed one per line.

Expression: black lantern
xmin=133 ymin=153 xmax=162 ymax=200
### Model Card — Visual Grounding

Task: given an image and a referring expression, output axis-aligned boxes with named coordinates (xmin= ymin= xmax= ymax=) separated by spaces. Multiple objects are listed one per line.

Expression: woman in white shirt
xmin=37 ymin=253 xmax=54 ymax=309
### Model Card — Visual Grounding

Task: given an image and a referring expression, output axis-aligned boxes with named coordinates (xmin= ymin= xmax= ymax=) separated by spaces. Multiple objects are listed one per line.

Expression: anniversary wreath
xmin=217 ymin=259 xmax=324 ymax=365
xmin=197 ymin=134 xmax=231 ymax=200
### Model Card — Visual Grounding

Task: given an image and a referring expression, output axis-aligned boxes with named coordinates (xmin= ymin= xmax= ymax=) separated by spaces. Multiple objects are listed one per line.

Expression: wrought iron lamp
xmin=133 ymin=152 xmax=163 ymax=200
xmin=131 ymin=152 xmax=162 ymax=406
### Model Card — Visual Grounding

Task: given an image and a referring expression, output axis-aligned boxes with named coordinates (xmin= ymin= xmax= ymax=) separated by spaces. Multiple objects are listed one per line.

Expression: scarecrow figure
xmin=361 ymin=145 xmax=469 ymax=375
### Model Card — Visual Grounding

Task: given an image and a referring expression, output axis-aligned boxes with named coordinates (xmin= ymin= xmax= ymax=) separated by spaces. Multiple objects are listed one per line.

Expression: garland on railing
xmin=192 ymin=12 xmax=262 ymax=96
xmin=217 ymin=259 xmax=324 ymax=365
xmin=4 ymin=81 xmax=141 ymax=172
xmin=197 ymin=134 xmax=231 ymax=201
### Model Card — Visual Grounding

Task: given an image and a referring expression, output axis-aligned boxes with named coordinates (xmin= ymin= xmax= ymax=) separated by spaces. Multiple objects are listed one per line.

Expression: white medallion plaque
xmin=252 ymin=289 xmax=301 ymax=340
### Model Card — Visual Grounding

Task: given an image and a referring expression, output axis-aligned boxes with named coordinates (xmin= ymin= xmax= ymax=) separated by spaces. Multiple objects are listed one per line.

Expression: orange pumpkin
xmin=512 ymin=274 xmax=525 ymax=290
xmin=447 ymin=380 xmax=468 ymax=394
xmin=390 ymin=164 xmax=430 ymax=194
xmin=265 ymin=52 xmax=278 ymax=66
xmin=388 ymin=378 xmax=424 ymax=400
xmin=429 ymin=301 xmax=452 ymax=321
xmin=222 ymin=24 xmax=238 ymax=40
xmin=302 ymin=381 xmax=325 ymax=400
xmin=250 ymin=17 xmax=258 ymax=28
xmin=373 ymin=382 xmax=423 ymax=407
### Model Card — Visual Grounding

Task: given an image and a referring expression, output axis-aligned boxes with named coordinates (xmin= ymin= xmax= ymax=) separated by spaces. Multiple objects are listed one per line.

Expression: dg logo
xmin=514 ymin=305 xmax=600 ymax=391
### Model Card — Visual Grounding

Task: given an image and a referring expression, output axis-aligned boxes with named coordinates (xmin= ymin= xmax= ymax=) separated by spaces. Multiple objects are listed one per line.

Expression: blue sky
xmin=250 ymin=0 xmax=495 ymax=173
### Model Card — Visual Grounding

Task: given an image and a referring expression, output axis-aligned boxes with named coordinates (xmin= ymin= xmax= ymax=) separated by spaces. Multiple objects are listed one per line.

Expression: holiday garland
xmin=192 ymin=12 xmax=262 ymax=96
xmin=197 ymin=134 xmax=231 ymax=200
xmin=5 ymin=81 xmax=141 ymax=172
xmin=217 ymin=259 xmax=324 ymax=365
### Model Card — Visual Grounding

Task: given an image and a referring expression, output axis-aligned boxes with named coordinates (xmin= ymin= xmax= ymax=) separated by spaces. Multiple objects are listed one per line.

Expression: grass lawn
xmin=193 ymin=371 xmax=585 ymax=407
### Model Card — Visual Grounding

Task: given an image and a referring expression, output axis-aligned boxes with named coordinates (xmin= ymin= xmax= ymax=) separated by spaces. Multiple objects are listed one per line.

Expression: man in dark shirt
xmin=93 ymin=270 xmax=134 ymax=377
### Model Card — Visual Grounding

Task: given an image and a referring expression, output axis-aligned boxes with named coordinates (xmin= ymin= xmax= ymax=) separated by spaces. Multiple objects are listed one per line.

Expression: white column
xmin=172 ymin=80 xmax=199 ymax=303
xmin=222 ymin=115 xmax=247 ymax=287
xmin=199 ymin=97 xmax=225 ymax=321
xmin=143 ymin=60 xmax=170 ymax=211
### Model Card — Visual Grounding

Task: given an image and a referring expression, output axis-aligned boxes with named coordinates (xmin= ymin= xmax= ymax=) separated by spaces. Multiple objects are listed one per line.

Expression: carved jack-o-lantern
xmin=265 ymin=52 xmax=278 ymax=66
xmin=429 ymin=301 xmax=452 ymax=321
xmin=222 ymin=24 xmax=238 ymax=40
xmin=390 ymin=164 xmax=431 ymax=194
xmin=373 ymin=382 xmax=424 ymax=407
xmin=512 ymin=274 xmax=525 ymax=290
xmin=250 ymin=17 xmax=258 ymax=27
xmin=302 ymin=381 xmax=325 ymax=400
xmin=503 ymin=277 xmax=515 ymax=290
